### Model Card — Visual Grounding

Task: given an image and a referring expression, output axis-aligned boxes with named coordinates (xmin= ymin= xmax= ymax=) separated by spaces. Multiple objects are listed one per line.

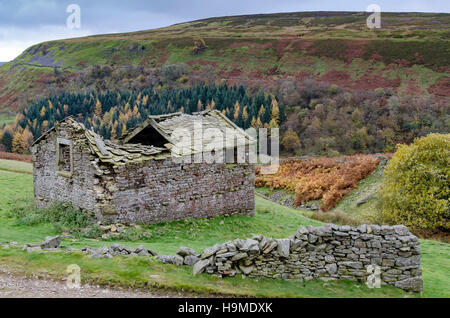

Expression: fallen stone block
xmin=40 ymin=235 xmax=62 ymax=249
xmin=231 ymin=252 xmax=248 ymax=262
xmin=184 ymin=255 xmax=200 ymax=266
xmin=200 ymin=245 xmax=220 ymax=259
xmin=193 ymin=259 xmax=211 ymax=276
xmin=177 ymin=246 xmax=197 ymax=257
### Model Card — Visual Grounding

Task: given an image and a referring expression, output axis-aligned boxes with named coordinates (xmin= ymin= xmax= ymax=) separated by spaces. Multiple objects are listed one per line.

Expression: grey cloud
xmin=1 ymin=0 xmax=448 ymax=30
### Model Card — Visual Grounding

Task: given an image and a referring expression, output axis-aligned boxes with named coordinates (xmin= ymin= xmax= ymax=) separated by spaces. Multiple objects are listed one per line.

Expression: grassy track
xmin=0 ymin=159 xmax=448 ymax=297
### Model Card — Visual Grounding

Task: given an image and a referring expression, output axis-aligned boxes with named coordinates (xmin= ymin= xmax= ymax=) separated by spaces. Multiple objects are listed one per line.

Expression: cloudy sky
xmin=0 ymin=0 xmax=449 ymax=61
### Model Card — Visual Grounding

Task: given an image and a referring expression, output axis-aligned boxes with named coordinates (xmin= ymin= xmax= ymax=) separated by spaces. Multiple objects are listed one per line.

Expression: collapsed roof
xmin=32 ymin=110 xmax=255 ymax=167
xmin=32 ymin=117 xmax=170 ymax=167
xmin=121 ymin=109 xmax=255 ymax=156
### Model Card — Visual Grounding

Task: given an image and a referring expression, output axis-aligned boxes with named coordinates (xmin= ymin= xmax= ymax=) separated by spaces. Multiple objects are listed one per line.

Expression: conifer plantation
xmin=2 ymin=84 xmax=283 ymax=151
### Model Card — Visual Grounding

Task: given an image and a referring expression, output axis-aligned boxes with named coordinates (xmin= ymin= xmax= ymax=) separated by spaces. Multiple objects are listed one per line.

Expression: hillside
xmin=0 ymin=11 xmax=449 ymax=113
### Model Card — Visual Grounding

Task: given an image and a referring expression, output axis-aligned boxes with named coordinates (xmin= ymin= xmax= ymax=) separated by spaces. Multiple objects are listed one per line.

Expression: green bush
xmin=8 ymin=201 xmax=94 ymax=234
xmin=378 ymin=133 xmax=450 ymax=230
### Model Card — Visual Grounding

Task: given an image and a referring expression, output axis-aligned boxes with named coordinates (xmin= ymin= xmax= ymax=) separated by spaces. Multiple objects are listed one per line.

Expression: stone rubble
xmin=157 ymin=246 xmax=200 ymax=266
xmin=0 ymin=241 xmax=17 ymax=249
xmin=80 ymin=244 xmax=157 ymax=258
xmin=21 ymin=235 xmax=62 ymax=252
xmin=18 ymin=236 xmax=158 ymax=260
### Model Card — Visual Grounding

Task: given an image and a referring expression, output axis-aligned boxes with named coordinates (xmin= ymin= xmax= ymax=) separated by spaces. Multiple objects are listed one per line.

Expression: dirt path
xmin=0 ymin=267 xmax=181 ymax=298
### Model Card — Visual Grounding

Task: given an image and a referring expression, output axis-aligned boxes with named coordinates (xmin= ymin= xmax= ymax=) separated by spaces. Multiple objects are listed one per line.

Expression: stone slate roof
xmin=84 ymin=127 xmax=170 ymax=165
xmin=32 ymin=117 xmax=170 ymax=167
xmin=32 ymin=110 xmax=254 ymax=166
xmin=121 ymin=110 xmax=255 ymax=156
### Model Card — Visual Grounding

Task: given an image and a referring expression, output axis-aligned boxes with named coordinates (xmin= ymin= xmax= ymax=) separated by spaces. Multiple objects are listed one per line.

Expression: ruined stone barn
xmin=31 ymin=110 xmax=256 ymax=224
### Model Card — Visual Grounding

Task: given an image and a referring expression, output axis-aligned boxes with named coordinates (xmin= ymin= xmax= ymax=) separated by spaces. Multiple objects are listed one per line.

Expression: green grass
xmin=0 ymin=162 xmax=320 ymax=254
xmin=0 ymin=170 xmax=57 ymax=244
xmin=0 ymin=247 xmax=412 ymax=298
xmin=131 ymin=196 xmax=320 ymax=254
xmin=0 ymin=160 xmax=448 ymax=297
xmin=330 ymin=165 xmax=384 ymax=223
xmin=0 ymin=159 xmax=33 ymax=174
xmin=420 ymin=240 xmax=450 ymax=298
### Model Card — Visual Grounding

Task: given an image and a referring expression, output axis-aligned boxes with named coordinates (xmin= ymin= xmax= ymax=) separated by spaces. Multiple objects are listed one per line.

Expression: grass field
xmin=0 ymin=159 xmax=448 ymax=298
xmin=0 ymin=159 xmax=33 ymax=174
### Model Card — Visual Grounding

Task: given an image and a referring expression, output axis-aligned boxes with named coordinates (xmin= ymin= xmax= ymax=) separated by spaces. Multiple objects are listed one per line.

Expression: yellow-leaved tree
xmin=12 ymin=131 xmax=26 ymax=154
xmin=378 ymin=133 xmax=450 ymax=230
xmin=281 ymin=129 xmax=301 ymax=153
xmin=94 ymin=99 xmax=102 ymax=118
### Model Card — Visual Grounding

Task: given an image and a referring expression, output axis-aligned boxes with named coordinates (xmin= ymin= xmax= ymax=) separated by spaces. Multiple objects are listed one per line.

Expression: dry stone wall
xmin=187 ymin=224 xmax=423 ymax=293
xmin=98 ymin=159 xmax=255 ymax=224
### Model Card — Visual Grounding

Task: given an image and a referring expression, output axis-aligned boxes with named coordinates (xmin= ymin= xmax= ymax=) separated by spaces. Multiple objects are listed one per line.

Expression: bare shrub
xmin=0 ymin=151 xmax=32 ymax=163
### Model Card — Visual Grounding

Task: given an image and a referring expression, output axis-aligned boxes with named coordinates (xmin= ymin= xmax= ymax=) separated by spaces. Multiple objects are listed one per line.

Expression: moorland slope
xmin=1 ymin=11 xmax=449 ymax=112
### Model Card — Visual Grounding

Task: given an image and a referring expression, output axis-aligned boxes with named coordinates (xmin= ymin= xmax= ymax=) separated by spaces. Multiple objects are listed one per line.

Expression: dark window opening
xmin=58 ymin=144 xmax=71 ymax=172
xmin=128 ymin=126 xmax=168 ymax=148
xmin=57 ymin=140 xmax=73 ymax=178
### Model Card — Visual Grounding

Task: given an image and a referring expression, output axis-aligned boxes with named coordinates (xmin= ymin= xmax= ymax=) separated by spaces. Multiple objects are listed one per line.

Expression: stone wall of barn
xmin=31 ymin=124 xmax=98 ymax=214
xmin=95 ymin=159 xmax=255 ymax=224
xmin=188 ymin=224 xmax=423 ymax=293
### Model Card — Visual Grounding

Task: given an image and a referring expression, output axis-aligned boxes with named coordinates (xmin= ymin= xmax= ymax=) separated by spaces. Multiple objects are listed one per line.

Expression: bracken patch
xmin=255 ymin=155 xmax=380 ymax=211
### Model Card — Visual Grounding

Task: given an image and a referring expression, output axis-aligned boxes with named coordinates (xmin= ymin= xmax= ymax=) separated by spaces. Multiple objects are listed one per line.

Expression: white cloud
xmin=0 ymin=25 xmax=93 ymax=61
